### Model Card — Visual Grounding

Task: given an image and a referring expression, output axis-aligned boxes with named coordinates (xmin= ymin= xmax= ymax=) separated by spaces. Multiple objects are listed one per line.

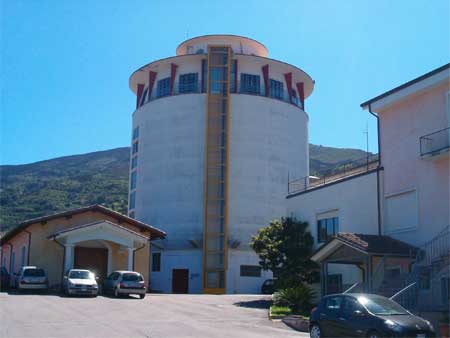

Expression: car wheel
xmin=367 ymin=331 xmax=380 ymax=338
xmin=114 ymin=287 xmax=119 ymax=298
xmin=310 ymin=324 xmax=321 ymax=338
xmin=139 ymin=294 xmax=145 ymax=299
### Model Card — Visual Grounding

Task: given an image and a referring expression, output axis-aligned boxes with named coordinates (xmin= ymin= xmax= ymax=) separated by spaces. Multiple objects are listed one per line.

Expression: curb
xmin=282 ymin=315 xmax=310 ymax=332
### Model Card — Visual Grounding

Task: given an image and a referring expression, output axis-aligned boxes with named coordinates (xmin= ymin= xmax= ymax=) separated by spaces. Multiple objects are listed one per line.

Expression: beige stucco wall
xmin=378 ymin=81 xmax=450 ymax=246
xmin=1 ymin=211 xmax=152 ymax=287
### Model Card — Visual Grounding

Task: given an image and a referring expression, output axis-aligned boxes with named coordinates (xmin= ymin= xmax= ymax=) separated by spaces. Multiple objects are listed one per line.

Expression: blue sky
xmin=1 ymin=0 xmax=449 ymax=165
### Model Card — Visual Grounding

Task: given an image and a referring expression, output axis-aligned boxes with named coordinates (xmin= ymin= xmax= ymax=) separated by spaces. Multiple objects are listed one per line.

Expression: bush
xmin=273 ymin=284 xmax=315 ymax=314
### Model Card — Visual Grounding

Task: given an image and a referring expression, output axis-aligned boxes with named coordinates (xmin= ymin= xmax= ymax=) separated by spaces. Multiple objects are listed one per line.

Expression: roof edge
xmin=360 ymin=63 xmax=450 ymax=108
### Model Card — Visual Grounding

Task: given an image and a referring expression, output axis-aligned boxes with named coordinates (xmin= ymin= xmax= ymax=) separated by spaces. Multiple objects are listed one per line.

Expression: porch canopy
xmin=311 ymin=233 xmax=418 ymax=295
xmin=48 ymin=220 xmax=149 ymax=274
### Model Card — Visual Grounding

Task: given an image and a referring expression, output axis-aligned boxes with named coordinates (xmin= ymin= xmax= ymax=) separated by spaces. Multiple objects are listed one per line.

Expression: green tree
xmin=250 ymin=217 xmax=319 ymax=287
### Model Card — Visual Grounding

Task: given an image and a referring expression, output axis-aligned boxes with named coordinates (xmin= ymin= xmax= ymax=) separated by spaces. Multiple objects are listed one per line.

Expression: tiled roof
xmin=336 ymin=233 xmax=417 ymax=256
xmin=0 ymin=205 xmax=166 ymax=245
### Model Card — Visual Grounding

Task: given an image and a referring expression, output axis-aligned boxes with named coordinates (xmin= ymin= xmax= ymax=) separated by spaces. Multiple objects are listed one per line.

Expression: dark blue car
xmin=309 ymin=293 xmax=435 ymax=338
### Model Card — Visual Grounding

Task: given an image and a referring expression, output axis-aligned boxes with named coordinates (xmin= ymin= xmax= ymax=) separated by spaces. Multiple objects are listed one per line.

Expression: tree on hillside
xmin=250 ymin=217 xmax=319 ymax=287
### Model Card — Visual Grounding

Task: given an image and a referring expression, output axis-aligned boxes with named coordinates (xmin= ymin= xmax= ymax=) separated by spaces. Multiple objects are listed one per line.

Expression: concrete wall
xmin=286 ymin=171 xmax=379 ymax=247
xmin=149 ymin=248 xmax=202 ymax=294
xmin=378 ymin=81 xmax=450 ymax=245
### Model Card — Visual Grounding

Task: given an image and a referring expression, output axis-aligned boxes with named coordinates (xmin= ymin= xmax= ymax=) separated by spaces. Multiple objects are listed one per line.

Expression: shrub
xmin=273 ymin=284 xmax=315 ymax=313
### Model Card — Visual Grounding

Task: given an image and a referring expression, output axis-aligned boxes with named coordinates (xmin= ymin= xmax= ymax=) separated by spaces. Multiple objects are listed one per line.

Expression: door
xmin=172 ymin=269 xmax=189 ymax=294
xmin=74 ymin=247 xmax=108 ymax=282
xmin=321 ymin=296 xmax=344 ymax=337
xmin=340 ymin=296 xmax=368 ymax=337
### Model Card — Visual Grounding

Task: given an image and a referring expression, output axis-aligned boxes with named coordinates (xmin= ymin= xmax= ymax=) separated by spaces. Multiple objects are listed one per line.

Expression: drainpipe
xmin=368 ymin=103 xmax=382 ymax=236
xmin=23 ymin=230 xmax=32 ymax=265
xmin=132 ymin=241 xmax=147 ymax=271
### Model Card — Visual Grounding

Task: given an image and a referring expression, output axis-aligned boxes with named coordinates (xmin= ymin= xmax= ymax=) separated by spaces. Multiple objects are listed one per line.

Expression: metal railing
xmin=420 ymin=224 xmax=450 ymax=265
xmin=288 ymin=154 xmax=379 ymax=194
xmin=420 ymin=126 xmax=450 ymax=156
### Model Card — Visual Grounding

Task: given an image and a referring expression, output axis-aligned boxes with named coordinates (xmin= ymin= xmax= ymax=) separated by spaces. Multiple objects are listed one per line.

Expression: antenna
xmin=364 ymin=123 xmax=369 ymax=168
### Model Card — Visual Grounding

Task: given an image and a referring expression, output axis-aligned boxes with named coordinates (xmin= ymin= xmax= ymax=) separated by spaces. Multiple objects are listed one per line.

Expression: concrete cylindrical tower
xmin=128 ymin=34 xmax=314 ymax=294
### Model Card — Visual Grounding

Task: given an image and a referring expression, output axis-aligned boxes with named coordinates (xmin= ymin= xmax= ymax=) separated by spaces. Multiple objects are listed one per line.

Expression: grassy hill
xmin=0 ymin=145 xmax=373 ymax=230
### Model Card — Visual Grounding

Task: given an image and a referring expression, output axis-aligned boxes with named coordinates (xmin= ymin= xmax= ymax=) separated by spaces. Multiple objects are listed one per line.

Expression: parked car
xmin=15 ymin=266 xmax=48 ymax=291
xmin=261 ymin=279 xmax=274 ymax=294
xmin=0 ymin=267 xmax=10 ymax=291
xmin=103 ymin=271 xmax=146 ymax=299
xmin=63 ymin=269 xmax=99 ymax=297
xmin=309 ymin=293 xmax=436 ymax=338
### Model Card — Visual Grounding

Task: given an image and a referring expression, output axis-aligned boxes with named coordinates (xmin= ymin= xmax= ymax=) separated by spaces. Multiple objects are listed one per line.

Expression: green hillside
xmin=0 ymin=145 xmax=373 ymax=230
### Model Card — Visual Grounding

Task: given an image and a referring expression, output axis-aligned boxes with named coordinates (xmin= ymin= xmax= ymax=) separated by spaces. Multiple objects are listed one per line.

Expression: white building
xmin=127 ymin=35 xmax=314 ymax=294
xmin=287 ymin=63 xmax=449 ymax=312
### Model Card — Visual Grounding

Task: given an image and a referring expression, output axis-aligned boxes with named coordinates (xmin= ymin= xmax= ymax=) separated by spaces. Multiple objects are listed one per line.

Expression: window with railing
xmin=240 ymin=73 xmax=260 ymax=94
xmin=269 ymin=79 xmax=283 ymax=99
xmin=157 ymin=77 xmax=171 ymax=97
xmin=140 ymin=88 xmax=148 ymax=107
xmin=420 ymin=127 xmax=450 ymax=156
xmin=179 ymin=73 xmax=199 ymax=93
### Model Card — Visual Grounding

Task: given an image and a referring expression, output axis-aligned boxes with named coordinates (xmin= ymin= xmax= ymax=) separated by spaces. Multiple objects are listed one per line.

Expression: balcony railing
xmin=420 ymin=127 xmax=450 ymax=157
xmin=140 ymin=81 xmax=305 ymax=110
xmin=288 ymin=154 xmax=379 ymax=195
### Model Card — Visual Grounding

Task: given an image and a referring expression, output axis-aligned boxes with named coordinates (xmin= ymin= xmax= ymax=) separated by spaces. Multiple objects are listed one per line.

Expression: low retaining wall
xmin=282 ymin=315 xmax=309 ymax=332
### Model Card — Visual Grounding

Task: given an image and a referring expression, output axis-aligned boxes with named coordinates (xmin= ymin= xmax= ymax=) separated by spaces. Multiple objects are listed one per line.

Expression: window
xmin=131 ymin=156 xmax=138 ymax=169
xmin=128 ymin=211 xmax=135 ymax=219
xmin=240 ymin=74 xmax=260 ymax=94
xmin=122 ymin=273 xmax=143 ymax=281
xmin=343 ymin=297 xmax=364 ymax=315
xmin=152 ymin=253 xmax=161 ymax=272
xmin=179 ymin=73 xmax=198 ymax=93
xmin=21 ymin=246 xmax=26 ymax=267
xmin=129 ymin=191 xmax=136 ymax=210
xmin=107 ymin=272 xmax=120 ymax=280
xmin=240 ymin=265 xmax=261 ymax=277
xmin=269 ymin=79 xmax=283 ymax=99
xmin=292 ymin=89 xmax=298 ymax=105
xmin=140 ymin=88 xmax=148 ymax=107
xmin=230 ymin=60 xmax=237 ymax=93
xmin=130 ymin=171 xmax=137 ymax=190
xmin=132 ymin=141 xmax=139 ymax=155
xmin=318 ymin=217 xmax=339 ymax=243
xmin=157 ymin=77 xmax=171 ymax=97
xmin=419 ymin=270 xmax=431 ymax=290
xmin=201 ymin=59 xmax=207 ymax=93
xmin=325 ymin=296 xmax=343 ymax=311
xmin=133 ymin=126 xmax=139 ymax=140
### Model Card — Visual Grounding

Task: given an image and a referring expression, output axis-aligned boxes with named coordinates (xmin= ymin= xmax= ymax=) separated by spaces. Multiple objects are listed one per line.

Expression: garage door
xmin=74 ymin=247 xmax=108 ymax=282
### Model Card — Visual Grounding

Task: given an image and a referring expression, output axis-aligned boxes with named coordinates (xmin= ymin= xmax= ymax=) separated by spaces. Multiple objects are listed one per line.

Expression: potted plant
xmin=440 ymin=312 xmax=449 ymax=338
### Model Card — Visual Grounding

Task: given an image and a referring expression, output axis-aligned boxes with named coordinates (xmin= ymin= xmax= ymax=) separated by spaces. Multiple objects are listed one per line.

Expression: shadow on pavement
xmin=233 ymin=299 xmax=272 ymax=309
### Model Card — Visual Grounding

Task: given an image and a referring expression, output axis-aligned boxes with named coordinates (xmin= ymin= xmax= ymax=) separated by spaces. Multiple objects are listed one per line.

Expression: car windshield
xmin=122 ymin=273 xmax=143 ymax=282
xmin=69 ymin=271 xmax=93 ymax=279
xmin=23 ymin=268 xmax=45 ymax=277
xmin=357 ymin=295 xmax=409 ymax=315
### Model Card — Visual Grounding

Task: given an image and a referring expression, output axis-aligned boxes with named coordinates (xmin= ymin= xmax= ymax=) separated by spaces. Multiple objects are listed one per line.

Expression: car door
xmin=341 ymin=296 xmax=369 ymax=337
xmin=321 ymin=296 xmax=345 ymax=337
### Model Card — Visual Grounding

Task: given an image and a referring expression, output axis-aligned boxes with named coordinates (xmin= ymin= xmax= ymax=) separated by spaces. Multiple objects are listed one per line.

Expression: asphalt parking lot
xmin=0 ymin=292 xmax=308 ymax=338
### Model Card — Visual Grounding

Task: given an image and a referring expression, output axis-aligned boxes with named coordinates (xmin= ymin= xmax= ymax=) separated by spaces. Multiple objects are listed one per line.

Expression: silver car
xmin=63 ymin=269 xmax=99 ymax=297
xmin=103 ymin=271 xmax=146 ymax=299
xmin=15 ymin=266 xmax=48 ymax=291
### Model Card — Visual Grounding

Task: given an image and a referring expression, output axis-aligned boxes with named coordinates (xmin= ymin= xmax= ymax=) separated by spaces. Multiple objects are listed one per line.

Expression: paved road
xmin=0 ymin=292 xmax=308 ymax=338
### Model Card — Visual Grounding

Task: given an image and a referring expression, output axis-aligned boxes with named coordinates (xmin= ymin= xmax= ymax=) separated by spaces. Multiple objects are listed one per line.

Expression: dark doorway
xmin=74 ymin=247 xmax=108 ymax=282
xmin=172 ymin=269 xmax=189 ymax=293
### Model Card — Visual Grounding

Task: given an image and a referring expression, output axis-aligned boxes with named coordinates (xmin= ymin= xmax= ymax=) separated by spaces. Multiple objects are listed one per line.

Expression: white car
xmin=103 ymin=271 xmax=146 ymax=298
xmin=63 ymin=269 xmax=99 ymax=297
xmin=15 ymin=266 xmax=48 ymax=291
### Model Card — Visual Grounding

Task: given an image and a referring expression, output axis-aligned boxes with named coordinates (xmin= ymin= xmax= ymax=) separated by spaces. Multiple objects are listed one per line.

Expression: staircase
xmin=370 ymin=226 xmax=450 ymax=312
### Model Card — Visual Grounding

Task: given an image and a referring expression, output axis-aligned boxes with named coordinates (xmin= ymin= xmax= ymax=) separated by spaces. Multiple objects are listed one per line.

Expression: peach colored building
xmin=0 ymin=205 xmax=165 ymax=288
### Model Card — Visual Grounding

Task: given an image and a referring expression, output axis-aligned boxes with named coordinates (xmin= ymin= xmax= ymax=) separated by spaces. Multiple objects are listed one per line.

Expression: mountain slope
xmin=0 ymin=145 xmax=372 ymax=230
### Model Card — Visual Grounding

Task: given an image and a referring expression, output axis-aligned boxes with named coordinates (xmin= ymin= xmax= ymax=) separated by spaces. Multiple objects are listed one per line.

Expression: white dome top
xmin=176 ymin=35 xmax=268 ymax=57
